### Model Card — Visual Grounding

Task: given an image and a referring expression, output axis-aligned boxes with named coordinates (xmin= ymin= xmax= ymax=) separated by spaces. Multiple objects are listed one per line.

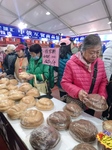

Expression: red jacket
xmin=61 ymin=53 xmax=108 ymax=99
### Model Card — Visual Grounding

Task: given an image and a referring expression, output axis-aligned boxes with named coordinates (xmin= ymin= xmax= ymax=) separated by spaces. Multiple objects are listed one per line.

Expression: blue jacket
xmin=58 ymin=54 xmax=71 ymax=88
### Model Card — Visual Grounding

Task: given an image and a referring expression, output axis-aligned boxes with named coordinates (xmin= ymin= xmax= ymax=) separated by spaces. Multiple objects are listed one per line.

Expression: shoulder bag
xmin=33 ymin=75 xmax=48 ymax=94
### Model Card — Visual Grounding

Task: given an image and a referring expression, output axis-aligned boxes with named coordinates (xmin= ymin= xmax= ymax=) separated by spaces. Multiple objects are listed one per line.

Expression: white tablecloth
xmin=4 ymin=97 xmax=103 ymax=150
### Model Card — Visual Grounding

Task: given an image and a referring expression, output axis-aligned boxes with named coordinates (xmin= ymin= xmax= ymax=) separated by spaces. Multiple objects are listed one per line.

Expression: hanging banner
xmin=42 ymin=48 xmax=59 ymax=67
xmin=0 ymin=23 xmax=60 ymax=41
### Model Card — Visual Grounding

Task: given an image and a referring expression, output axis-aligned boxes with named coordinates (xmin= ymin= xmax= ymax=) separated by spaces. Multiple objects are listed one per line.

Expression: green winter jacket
xmin=27 ymin=57 xmax=54 ymax=88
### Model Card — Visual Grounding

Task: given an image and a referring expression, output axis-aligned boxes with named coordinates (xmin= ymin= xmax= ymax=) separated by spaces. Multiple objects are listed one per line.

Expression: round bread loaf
xmin=0 ymin=78 xmax=10 ymax=85
xmin=7 ymin=103 xmax=27 ymax=119
xmin=103 ymin=120 xmax=112 ymax=132
xmin=36 ymin=98 xmax=54 ymax=111
xmin=19 ymin=72 xmax=30 ymax=79
xmin=0 ymin=89 xmax=9 ymax=95
xmin=84 ymin=94 xmax=108 ymax=111
xmin=47 ymin=111 xmax=70 ymax=130
xmin=20 ymin=110 xmax=44 ymax=128
xmin=20 ymin=96 xmax=36 ymax=108
xmin=0 ymin=89 xmax=8 ymax=94
xmin=9 ymin=79 xmax=18 ymax=85
xmin=63 ymin=103 xmax=83 ymax=118
xmin=73 ymin=143 xmax=96 ymax=150
xmin=26 ymin=87 xmax=40 ymax=97
xmin=7 ymin=84 xmax=18 ymax=91
xmin=0 ymin=94 xmax=8 ymax=100
xmin=0 ymin=84 xmax=7 ymax=89
xmin=8 ymin=90 xmax=25 ymax=100
xmin=69 ymin=119 xmax=98 ymax=143
xmin=29 ymin=125 xmax=60 ymax=150
xmin=0 ymin=99 xmax=14 ymax=112
xmin=19 ymin=82 xmax=32 ymax=93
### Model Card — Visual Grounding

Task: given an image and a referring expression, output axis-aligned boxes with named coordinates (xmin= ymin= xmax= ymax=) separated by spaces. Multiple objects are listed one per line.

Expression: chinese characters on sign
xmin=42 ymin=48 xmax=59 ymax=67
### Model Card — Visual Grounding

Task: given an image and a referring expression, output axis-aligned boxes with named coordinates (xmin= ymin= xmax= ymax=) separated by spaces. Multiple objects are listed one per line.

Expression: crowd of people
xmin=0 ymin=34 xmax=111 ymax=120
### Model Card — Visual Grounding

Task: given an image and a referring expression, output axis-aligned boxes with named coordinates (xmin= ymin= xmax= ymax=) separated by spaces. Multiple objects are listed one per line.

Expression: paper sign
xmin=42 ymin=48 xmax=59 ymax=67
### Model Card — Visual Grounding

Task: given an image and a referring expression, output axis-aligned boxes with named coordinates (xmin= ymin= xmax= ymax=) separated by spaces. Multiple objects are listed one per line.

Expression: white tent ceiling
xmin=0 ymin=0 xmax=112 ymax=37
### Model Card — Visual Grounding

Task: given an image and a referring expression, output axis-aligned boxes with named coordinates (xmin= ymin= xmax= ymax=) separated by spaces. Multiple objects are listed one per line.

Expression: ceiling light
xmin=46 ymin=12 xmax=50 ymax=15
xmin=70 ymin=31 xmax=72 ymax=32
xmin=18 ymin=22 xmax=27 ymax=30
xmin=108 ymin=21 xmax=112 ymax=24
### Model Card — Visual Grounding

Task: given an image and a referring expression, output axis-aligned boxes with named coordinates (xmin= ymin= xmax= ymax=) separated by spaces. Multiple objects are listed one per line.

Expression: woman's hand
xmin=26 ymin=74 xmax=34 ymax=80
xmin=78 ymin=90 xmax=89 ymax=102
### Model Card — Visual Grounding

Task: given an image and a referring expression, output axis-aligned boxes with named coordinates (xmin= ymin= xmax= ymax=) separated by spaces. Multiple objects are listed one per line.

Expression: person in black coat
xmin=1 ymin=45 xmax=17 ymax=78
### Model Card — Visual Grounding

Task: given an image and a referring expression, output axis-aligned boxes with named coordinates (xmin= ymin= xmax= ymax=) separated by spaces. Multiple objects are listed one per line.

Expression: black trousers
xmin=84 ymin=109 xmax=95 ymax=116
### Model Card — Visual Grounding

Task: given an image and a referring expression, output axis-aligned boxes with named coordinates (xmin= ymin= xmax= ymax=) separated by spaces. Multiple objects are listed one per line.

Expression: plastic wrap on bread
xmin=7 ymin=103 xmax=27 ymax=119
xmin=69 ymin=119 xmax=98 ymax=143
xmin=0 ymin=78 xmax=10 ymax=85
xmin=9 ymin=79 xmax=18 ymax=85
xmin=63 ymin=102 xmax=83 ymax=118
xmin=0 ymin=99 xmax=14 ymax=112
xmin=103 ymin=120 xmax=112 ymax=132
xmin=19 ymin=83 xmax=32 ymax=93
xmin=36 ymin=98 xmax=54 ymax=111
xmin=83 ymin=94 xmax=108 ymax=111
xmin=19 ymin=72 xmax=30 ymax=79
xmin=20 ymin=96 xmax=36 ymax=108
xmin=20 ymin=109 xmax=44 ymax=129
xmin=26 ymin=87 xmax=40 ymax=97
xmin=47 ymin=111 xmax=70 ymax=130
xmin=8 ymin=90 xmax=25 ymax=100
xmin=29 ymin=125 xmax=60 ymax=150
xmin=7 ymin=84 xmax=18 ymax=91
xmin=73 ymin=143 xmax=97 ymax=150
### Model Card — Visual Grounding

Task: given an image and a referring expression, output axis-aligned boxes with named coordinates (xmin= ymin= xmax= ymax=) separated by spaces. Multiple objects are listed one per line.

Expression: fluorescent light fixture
xmin=108 ymin=21 xmax=112 ymax=24
xmin=18 ymin=22 xmax=27 ymax=30
xmin=46 ymin=12 xmax=50 ymax=15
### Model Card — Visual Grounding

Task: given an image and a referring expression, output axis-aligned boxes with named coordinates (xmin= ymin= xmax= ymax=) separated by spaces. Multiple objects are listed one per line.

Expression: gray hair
xmin=81 ymin=34 xmax=101 ymax=51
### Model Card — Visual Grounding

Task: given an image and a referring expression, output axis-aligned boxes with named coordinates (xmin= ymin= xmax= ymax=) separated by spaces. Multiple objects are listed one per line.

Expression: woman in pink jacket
xmin=61 ymin=34 xmax=108 ymax=116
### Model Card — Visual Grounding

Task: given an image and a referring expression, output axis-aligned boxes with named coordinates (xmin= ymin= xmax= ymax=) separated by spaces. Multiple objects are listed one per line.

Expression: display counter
xmin=0 ymin=97 xmax=103 ymax=150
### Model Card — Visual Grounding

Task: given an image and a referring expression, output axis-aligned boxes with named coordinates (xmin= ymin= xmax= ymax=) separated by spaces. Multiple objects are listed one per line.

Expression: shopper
xmin=55 ymin=38 xmax=72 ymax=101
xmin=1 ymin=45 xmax=16 ymax=78
xmin=103 ymin=41 xmax=112 ymax=81
xmin=26 ymin=44 xmax=54 ymax=94
xmin=61 ymin=34 xmax=108 ymax=116
xmin=14 ymin=44 xmax=28 ymax=81
xmin=101 ymin=41 xmax=112 ymax=120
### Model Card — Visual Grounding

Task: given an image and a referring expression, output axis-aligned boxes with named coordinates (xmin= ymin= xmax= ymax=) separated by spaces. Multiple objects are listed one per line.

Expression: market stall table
xmin=1 ymin=97 xmax=103 ymax=150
